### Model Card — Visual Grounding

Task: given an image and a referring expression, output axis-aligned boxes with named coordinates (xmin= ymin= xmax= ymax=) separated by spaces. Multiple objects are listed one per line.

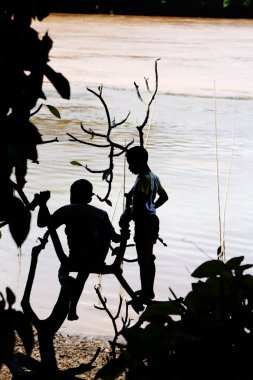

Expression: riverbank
xmin=49 ymin=0 xmax=253 ymax=19
xmin=1 ymin=332 xmax=124 ymax=379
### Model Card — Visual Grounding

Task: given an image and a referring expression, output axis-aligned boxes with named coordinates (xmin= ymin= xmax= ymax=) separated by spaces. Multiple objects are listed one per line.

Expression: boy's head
xmin=70 ymin=179 xmax=93 ymax=204
xmin=126 ymin=146 xmax=149 ymax=174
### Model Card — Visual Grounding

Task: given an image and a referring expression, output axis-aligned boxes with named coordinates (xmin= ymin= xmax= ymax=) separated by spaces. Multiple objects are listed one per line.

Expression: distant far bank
xmin=49 ymin=0 xmax=253 ymax=19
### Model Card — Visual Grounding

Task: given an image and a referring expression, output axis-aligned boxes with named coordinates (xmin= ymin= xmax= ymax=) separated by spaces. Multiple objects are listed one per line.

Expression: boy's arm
xmin=118 ymin=189 xmax=134 ymax=227
xmin=36 ymin=191 xmax=51 ymax=227
xmin=132 ymin=191 xmax=148 ymax=218
xmin=155 ymin=188 xmax=169 ymax=209
xmin=36 ymin=192 xmax=68 ymax=265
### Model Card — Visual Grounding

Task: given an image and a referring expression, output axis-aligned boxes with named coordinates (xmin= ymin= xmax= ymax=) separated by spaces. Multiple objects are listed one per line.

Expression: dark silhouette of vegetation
xmin=19 ymin=237 xmax=100 ymax=379
xmin=0 ymin=0 xmax=70 ymax=246
xmin=50 ymin=0 xmax=253 ymax=18
xmin=0 ymin=287 xmax=34 ymax=377
xmin=97 ymin=256 xmax=253 ymax=380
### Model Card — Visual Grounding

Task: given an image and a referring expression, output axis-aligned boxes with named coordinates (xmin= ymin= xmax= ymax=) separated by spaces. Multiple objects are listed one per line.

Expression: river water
xmin=1 ymin=14 xmax=253 ymax=337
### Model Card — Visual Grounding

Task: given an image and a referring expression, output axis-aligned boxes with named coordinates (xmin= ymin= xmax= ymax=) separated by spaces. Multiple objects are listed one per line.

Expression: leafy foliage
xmin=97 ymin=256 xmax=253 ymax=380
xmin=0 ymin=1 xmax=70 ymax=245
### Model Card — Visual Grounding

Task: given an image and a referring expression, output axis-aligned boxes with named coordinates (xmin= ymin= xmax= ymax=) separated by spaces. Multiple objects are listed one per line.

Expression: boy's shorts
xmin=134 ymin=214 xmax=159 ymax=243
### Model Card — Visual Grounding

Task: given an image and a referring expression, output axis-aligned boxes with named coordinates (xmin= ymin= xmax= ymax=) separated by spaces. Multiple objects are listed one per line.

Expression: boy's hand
xmin=37 ymin=191 xmax=51 ymax=206
xmin=119 ymin=207 xmax=132 ymax=228
xmin=120 ymin=227 xmax=130 ymax=240
xmin=29 ymin=191 xmax=51 ymax=210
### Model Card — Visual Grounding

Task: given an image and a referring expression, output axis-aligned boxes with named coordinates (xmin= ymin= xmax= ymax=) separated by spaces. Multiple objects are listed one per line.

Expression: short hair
xmin=126 ymin=146 xmax=148 ymax=163
xmin=70 ymin=179 xmax=93 ymax=199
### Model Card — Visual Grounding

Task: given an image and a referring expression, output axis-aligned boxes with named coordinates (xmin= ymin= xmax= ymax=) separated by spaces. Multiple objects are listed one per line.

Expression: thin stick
xmin=111 ymin=141 xmax=127 ymax=222
xmin=123 ymin=141 xmax=126 ymax=210
xmin=213 ymin=81 xmax=222 ymax=250
xmin=222 ymin=119 xmax=235 ymax=259
xmin=144 ymin=98 xmax=156 ymax=149
xmin=110 ymin=185 xmax=122 ymax=222
xmin=119 ymin=142 xmax=127 ymax=303
xmin=96 ymin=274 xmax=103 ymax=307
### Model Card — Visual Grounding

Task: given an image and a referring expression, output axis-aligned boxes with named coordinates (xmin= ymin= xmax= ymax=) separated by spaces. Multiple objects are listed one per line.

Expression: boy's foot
xmin=127 ymin=298 xmax=145 ymax=313
xmin=104 ymin=263 xmax=122 ymax=275
xmin=134 ymin=290 xmax=155 ymax=306
xmin=140 ymin=297 xmax=154 ymax=306
xmin=67 ymin=312 xmax=79 ymax=321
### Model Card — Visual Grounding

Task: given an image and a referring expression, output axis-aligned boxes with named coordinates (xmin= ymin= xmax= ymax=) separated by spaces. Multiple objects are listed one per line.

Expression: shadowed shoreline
xmin=1 ymin=331 xmax=117 ymax=380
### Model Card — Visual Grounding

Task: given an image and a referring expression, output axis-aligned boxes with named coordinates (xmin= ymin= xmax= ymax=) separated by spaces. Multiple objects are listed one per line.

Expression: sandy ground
xmin=1 ymin=332 xmax=125 ymax=379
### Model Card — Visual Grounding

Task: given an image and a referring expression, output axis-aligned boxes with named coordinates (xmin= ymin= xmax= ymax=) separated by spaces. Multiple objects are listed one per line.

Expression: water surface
xmin=1 ymin=14 xmax=253 ymax=336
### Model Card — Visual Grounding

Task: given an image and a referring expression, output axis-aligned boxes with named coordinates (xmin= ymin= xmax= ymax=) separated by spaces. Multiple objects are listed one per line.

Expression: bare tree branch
xmin=69 ymin=86 xmax=133 ymax=204
xmin=94 ymin=285 xmax=132 ymax=359
xmin=135 ymin=58 xmax=161 ymax=147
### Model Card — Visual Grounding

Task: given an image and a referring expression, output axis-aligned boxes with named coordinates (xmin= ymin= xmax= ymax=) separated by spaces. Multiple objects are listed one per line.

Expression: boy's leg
xmin=136 ymin=241 xmax=156 ymax=302
xmin=134 ymin=215 xmax=159 ymax=303
xmin=58 ymin=264 xmax=69 ymax=284
xmin=68 ymin=271 xmax=89 ymax=321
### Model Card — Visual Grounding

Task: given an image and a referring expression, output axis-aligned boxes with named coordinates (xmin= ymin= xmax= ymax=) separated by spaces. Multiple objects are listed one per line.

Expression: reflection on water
xmin=1 ymin=14 xmax=253 ymax=336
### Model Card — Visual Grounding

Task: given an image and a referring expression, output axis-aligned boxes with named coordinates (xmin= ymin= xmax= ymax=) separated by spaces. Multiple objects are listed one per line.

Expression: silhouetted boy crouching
xmin=37 ymin=179 xmax=121 ymax=321
xmin=120 ymin=146 xmax=168 ymax=304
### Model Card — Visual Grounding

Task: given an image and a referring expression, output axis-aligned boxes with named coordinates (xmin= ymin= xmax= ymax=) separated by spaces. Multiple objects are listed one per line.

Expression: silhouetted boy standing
xmin=120 ymin=146 xmax=168 ymax=304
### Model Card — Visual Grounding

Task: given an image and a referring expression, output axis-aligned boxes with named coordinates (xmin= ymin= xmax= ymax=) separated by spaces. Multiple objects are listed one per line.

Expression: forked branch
xmin=68 ymin=85 xmax=133 ymax=205
xmin=94 ymin=285 xmax=131 ymax=359
xmin=135 ymin=58 xmax=160 ymax=147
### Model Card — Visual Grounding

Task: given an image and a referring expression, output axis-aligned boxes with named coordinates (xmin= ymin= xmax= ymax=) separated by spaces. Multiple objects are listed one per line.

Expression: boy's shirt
xmin=132 ymin=171 xmax=164 ymax=218
xmin=49 ymin=204 xmax=115 ymax=268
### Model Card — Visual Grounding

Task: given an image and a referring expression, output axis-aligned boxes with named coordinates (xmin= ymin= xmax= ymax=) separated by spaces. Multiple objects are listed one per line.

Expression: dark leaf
xmin=70 ymin=160 xmax=83 ymax=166
xmin=44 ymin=65 xmax=71 ymax=99
xmin=45 ymin=104 xmax=61 ymax=119
xmin=226 ymin=256 xmax=245 ymax=269
xmin=8 ymin=198 xmax=31 ymax=247
xmin=192 ymin=260 xmax=226 ymax=278
xmin=6 ymin=287 xmax=16 ymax=309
